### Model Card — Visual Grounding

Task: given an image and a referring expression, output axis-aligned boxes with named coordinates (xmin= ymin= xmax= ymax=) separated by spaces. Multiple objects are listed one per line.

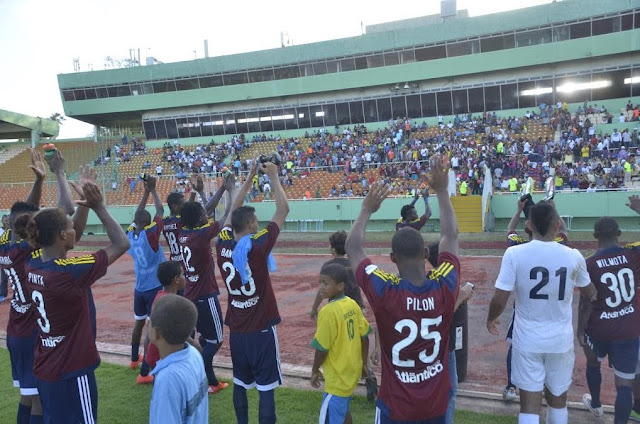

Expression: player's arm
xmin=263 ymin=162 xmax=289 ymax=230
xmin=145 ymin=176 xmax=164 ymax=218
xmin=487 ymin=249 xmax=516 ymax=335
xmin=137 ymin=179 xmax=151 ymax=212
xmin=310 ymin=349 xmax=327 ymax=388
xmin=47 ymin=149 xmax=76 ymax=216
xmin=309 ymin=289 xmax=323 ymax=320
xmin=454 ymin=282 xmax=474 ymax=312
xmin=506 ymin=198 xmax=527 ymax=234
xmin=25 ymin=148 xmax=45 ymax=208
xmin=361 ymin=333 xmax=370 ymax=378
xmin=346 ymin=182 xmax=392 ymax=269
xmin=577 ymin=283 xmax=597 ymax=346
xmin=68 ymin=165 xmax=98 ymax=242
xmin=190 ymin=174 xmax=209 ymax=207
xmin=225 ymin=159 xmax=258 ymax=227
xmin=202 ymin=175 xmax=227 ymax=216
xmin=428 ymin=155 xmax=458 ymax=257
xmin=487 ymin=289 xmax=510 ymax=335
xmin=215 ymin=177 xmax=235 ymax=228
xmin=626 ymin=194 xmax=640 ymax=216
xmin=422 ymin=191 xmax=432 ymax=220
xmin=410 ymin=189 xmax=420 ymax=207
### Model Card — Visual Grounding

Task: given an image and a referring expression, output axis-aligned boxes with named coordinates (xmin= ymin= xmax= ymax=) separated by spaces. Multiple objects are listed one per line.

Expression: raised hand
xmin=249 ymin=157 xmax=260 ymax=178
xmin=76 ymin=181 xmax=104 ymax=210
xmin=29 ymin=148 xmax=46 ymax=181
xmin=425 ymin=154 xmax=449 ymax=194
xmin=626 ymin=195 xmax=640 ymax=215
xmin=144 ymin=175 xmax=158 ymax=192
xmin=362 ymin=181 xmax=392 ymax=214
xmin=261 ymin=162 xmax=278 ymax=178
xmin=45 ymin=149 xmax=66 ymax=174
xmin=223 ymin=172 xmax=236 ymax=191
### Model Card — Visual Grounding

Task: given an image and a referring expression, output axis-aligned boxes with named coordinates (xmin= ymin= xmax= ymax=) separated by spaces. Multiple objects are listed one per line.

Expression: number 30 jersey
xmin=355 ymin=253 xmax=459 ymax=421
xmin=585 ymin=243 xmax=640 ymax=342
xmin=495 ymin=240 xmax=591 ymax=353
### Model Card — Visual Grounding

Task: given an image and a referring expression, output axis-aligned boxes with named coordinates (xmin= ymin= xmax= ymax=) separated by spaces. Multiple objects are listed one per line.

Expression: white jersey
xmin=495 ymin=240 xmax=590 ymax=353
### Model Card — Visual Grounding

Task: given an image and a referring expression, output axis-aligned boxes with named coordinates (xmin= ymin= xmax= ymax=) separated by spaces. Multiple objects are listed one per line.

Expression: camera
xmin=257 ymin=152 xmax=282 ymax=173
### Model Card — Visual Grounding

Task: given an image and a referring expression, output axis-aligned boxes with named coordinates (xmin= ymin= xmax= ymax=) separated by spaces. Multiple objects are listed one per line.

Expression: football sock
xmin=202 ymin=342 xmax=220 ymax=386
xmin=17 ymin=403 xmax=30 ymax=424
xmin=29 ymin=414 xmax=43 ymax=424
xmin=517 ymin=413 xmax=539 ymax=424
xmin=546 ymin=406 xmax=568 ymax=424
xmin=506 ymin=346 xmax=515 ymax=388
xmin=233 ymin=385 xmax=249 ymax=424
xmin=633 ymin=397 xmax=640 ymax=413
xmin=139 ymin=358 xmax=150 ymax=377
xmin=585 ymin=366 xmax=602 ymax=408
xmin=615 ymin=386 xmax=632 ymax=424
xmin=131 ymin=343 xmax=140 ymax=362
xmin=258 ymin=390 xmax=276 ymax=424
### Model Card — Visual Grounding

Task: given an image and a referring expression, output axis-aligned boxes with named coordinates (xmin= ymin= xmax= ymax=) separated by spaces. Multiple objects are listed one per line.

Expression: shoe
xmin=208 ymin=381 xmax=229 ymax=394
xmin=582 ymin=393 xmax=604 ymax=418
xmin=629 ymin=409 xmax=640 ymax=422
xmin=130 ymin=354 xmax=143 ymax=370
xmin=502 ymin=386 xmax=517 ymax=401
xmin=365 ymin=373 xmax=378 ymax=402
xmin=544 ymin=177 xmax=555 ymax=201
xmin=136 ymin=374 xmax=154 ymax=385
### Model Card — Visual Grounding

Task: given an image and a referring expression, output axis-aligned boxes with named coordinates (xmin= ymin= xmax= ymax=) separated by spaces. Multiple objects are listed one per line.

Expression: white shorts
xmin=511 ymin=347 xmax=574 ymax=396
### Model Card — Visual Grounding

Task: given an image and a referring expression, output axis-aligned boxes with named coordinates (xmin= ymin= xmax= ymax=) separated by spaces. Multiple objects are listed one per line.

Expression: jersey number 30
xmin=601 ymin=268 xmax=635 ymax=308
xmin=392 ymin=316 xmax=442 ymax=368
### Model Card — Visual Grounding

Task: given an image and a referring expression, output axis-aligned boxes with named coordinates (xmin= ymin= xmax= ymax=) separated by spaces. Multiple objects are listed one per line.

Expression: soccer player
xmin=578 ymin=217 xmax=640 ymax=423
xmin=179 ymin=175 xmax=234 ymax=394
xmin=21 ymin=180 xmax=129 ymax=424
xmin=487 ymin=201 xmax=596 ymax=424
xmin=346 ymin=155 xmax=460 ymax=423
xmin=127 ymin=175 xmax=166 ymax=370
xmin=311 ymin=262 xmax=371 ymax=424
xmin=216 ymin=158 xmax=289 ymax=424
xmin=396 ymin=188 xmax=431 ymax=231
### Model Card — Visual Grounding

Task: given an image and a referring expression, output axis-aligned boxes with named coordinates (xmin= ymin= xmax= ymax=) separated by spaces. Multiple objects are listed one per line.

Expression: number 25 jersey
xmin=355 ymin=253 xmax=460 ymax=421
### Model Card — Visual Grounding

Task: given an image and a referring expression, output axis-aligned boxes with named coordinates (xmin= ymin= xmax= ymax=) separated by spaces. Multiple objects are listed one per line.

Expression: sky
xmin=0 ymin=0 xmax=555 ymax=139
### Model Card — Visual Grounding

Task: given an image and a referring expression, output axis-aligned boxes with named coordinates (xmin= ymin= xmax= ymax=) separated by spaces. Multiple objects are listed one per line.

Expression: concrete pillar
xmin=94 ymin=125 xmax=99 ymax=143
xmin=31 ymin=129 xmax=37 ymax=148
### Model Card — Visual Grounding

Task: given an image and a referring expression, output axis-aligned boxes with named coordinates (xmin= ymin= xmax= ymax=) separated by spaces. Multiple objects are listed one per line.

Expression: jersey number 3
xmin=392 ymin=316 xmax=442 ymax=368
xmin=32 ymin=290 xmax=51 ymax=333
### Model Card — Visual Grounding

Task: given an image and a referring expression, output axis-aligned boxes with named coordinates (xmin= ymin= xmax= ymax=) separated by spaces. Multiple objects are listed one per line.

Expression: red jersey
xmin=395 ymin=215 xmax=428 ymax=232
xmin=145 ymin=290 xmax=171 ymax=368
xmin=0 ymin=230 xmax=37 ymax=337
xmin=162 ymin=215 xmax=183 ymax=262
xmin=179 ymin=219 xmax=221 ymax=301
xmin=355 ymin=253 xmax=460 ymax=421
xmin=585 ymin=243 xmax=640 ymax=342
xmin=215 ymin=223 xmax=281 ymax=332
xmin=25 ymin=249 xmax=108 ymax=381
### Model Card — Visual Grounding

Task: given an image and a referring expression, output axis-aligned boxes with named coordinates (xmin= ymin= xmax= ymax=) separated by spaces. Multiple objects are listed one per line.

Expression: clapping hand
xmin=425 ymin=155 xmax=449 ymax=194
xmin=69 ymin=165 xmax=98 ymax=201
xmin=29 ymin=148 xmax=46 ymax=181
xmin=75 ymin=181 xmax=104 ymax=210
xmin=362 ymin=181 xmax=392 ymax=214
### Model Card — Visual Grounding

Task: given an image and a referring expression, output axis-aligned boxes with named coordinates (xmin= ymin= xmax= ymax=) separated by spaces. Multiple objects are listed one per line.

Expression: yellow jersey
xmin=311 ymin=296 xmax=371 ymax=397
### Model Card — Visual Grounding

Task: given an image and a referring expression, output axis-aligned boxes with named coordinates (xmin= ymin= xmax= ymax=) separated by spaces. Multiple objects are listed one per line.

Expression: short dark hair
xmin=392 ymin=227 xmax=424 ymax=259
xmin=167 ymin=192 xmax=185 ymax=211
xmin=400 ymin=205 xmax=415 ymax=220
xmin=231 ymin=206 xmax=256 ymax=233
xmin=180 ymin=201 xmax=205 ymax=229
xmin=150 ymin=294 xmax=197 ymax=345
xmin=9 ymin=201 xmax=39 ymax=230
xmin=157 ymin=261 xmax=183 ymax=287
xmin=320 ymin=263 xmax=348 ymax=286
xmin=594 ymin=217 xmax=620 ymax=242
xmin=528 ymin=201 xmax=558 ymax=237
xmin=14 ymin=208 xmax=68 ymax=247
xmin=427 ymin=242 xmax=439 ymax=268
xmin=134 ymin=209 xmax=151 ymax=227
xmin=329 ymin=231 xmax=347 ymax=255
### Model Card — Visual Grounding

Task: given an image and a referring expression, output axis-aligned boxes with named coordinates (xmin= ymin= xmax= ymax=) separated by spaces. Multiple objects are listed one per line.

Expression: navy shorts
xmin=39 ymin=372 xmax=98 ymax=424
xmin=134 ymin=286 xmax=161 ymax=320
xmin=375 ymin=404 xmax=444 ymax=424
xmin=194 ymin=293 xmax=224 ymax=344
xmin=7 ymin=331 xmax=38 ymax=395
xmin=230 ymin=326 xmax=282 ymax=391
xmin=584 ymin=332 xmax=639 ymax=379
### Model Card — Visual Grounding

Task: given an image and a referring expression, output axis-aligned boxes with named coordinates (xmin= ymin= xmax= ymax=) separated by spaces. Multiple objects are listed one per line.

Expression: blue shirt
xmin=127 ymin=217 xmax=165 ymax=292
xmin=150 ymin=344 xmax=209 ymax=424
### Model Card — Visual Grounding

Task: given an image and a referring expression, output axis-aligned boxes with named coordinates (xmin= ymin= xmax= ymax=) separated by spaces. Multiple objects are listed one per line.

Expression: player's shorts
xmin=230 ymin=325 xmax=282 ymax=391
xmin=510 ymin=346 xmax=574 ymax=396
xmin=584 ymin=333 xmax=638 ymax=379
xmin=38 ymin=371 xmax=97 ymax=424
xmin=319 ymin=393 xmax=351 ymax=424
xmin=374 ymin=405 xmax=445 ymax=424
xmin=194 ymin=293 xmax=224 ymax=344
xmin=133 ymin=286 xmax=162 ymax=320
xmin=7 ymin=331 xmax=38 ymax=395
xmin=505 ymin=310 xmax=515 ymax=343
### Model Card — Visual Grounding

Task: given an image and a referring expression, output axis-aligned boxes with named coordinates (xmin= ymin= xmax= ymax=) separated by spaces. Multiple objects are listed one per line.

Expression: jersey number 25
xmin=393 ymin=316 xmax=442 ymax=368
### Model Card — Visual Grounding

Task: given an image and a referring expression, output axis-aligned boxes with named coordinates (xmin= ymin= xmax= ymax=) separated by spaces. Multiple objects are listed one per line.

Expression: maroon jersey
xmin=585 ymin=243 xmax=640 ymax=342
xmin=215 ymin=222 xmax=281 ymax=333
xmin=507 ymin=231 xmax=568 ymax=247
xmin=25 ymin=249 xmax=108 ymax=381
xmin=355 ymin=253 xmax=460 ymax=421
xmin=395 ymin=215 xmax=428 ymax=232
xmin=179 ymin=218 xmax=221 ymax=301
xmin=0 ymin=230 xmax=36 ymax=337
xmin=162 ymin=214 xmax=183 ymax=262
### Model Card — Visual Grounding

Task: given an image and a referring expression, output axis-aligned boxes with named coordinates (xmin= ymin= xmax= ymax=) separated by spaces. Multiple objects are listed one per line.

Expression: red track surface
xmin=0 ymin=252 xmax=615 ymax=404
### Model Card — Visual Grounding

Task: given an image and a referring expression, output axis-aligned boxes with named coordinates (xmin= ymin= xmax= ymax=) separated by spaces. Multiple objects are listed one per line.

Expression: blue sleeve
xmin=149 ymin=375 xmax=183 ymax=424
xmin=355 ymin=259 xmax=398 ymax=310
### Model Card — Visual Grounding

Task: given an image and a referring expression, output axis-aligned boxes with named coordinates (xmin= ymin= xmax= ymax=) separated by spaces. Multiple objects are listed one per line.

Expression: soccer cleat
xmin=130 ymin=354 xmax=143 ymax=370
xmin=136 ymin=374 xmax=154 ymax=385
xmin=544 ymin=177 xmax=555 ymax=201
xmin=582 ymin=393 xmax=604 ymax=418
xmin=208 ymin=381 xmax=229 ymax=394
xmin=502 ymin=386 xmax=517 ymax=401
xmin=365 ymin=373 xmax=378 ymax=402
xmin=629 ymin=409 xmax=640 ymax=422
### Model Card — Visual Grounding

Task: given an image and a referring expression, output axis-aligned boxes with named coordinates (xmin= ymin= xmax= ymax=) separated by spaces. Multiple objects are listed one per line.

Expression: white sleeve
xmin=495 ymin=248 xmax=516 ymax=291
xmin=573 ymin=249 xmax=591 ymax=288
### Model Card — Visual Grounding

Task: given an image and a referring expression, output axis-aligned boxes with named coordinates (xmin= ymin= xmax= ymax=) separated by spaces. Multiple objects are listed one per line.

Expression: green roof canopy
xmin=0 ymin=109 xmax=59 ymax=140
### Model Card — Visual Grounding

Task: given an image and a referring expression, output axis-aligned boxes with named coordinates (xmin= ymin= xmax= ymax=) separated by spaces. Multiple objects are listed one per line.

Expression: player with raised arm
xmin=487 ymin=201 xmax=596 ymax=424
xmin=178 ymin=173 xmax=234 ymax=395
xmin=578 ymin=217 xmax=640 ymax=424
xmin=396 ymin=187 xmax=431 ymax=231
xmin=127 ymin=175 xmax=166 ymax=373
xmin=346 ymin=155 xmax=460 ymax=423
xmin=216 ymin=157 xmax=289 ymax=424
xmin=18 ymin=180 xmax=129 ymax=424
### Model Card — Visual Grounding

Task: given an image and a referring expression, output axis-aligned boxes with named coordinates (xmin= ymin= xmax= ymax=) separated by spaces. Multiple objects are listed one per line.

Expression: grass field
xmin=0 ymin=349 xmax=518 ymax=424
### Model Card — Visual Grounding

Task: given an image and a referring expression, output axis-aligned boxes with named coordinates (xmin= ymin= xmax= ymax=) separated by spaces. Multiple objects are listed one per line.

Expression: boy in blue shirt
xmin=149 ymin=294 xmax=209 ymax=424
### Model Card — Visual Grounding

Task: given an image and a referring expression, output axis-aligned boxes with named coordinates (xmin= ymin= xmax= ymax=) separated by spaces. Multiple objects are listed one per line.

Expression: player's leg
xmin=631 ymin=357 xmax=640 ymax=422
xmin=503 ymin=312 xmax=517 ymax=401
xmin=254 ymin=325 xmax=282 ymax=424
xmin=319 ymin=393 xmax=350 ymax=424
xmin=195 ymin=294 xmax=227 ymax=393
xmin=37 ymin=372 xmax=98 ymax=424
xmin=130 ymin=289 xmax=147 ymax=368
xmin=581 ymin=333 xmax=604 ymax=417
xmin=510 ymin=348 xmax=545 ymax=423
xmin=543 ymin=349 xmax=575 ymax=424
xmin=230 ymin=331 xmax=255 ymax=424
xmin=9 ymin=333 xmax=42 ymax=424
xmin=445 ymin=348 xmax=457 ymax=424
xmin=609 ymin=338 xmax=639 ymax=424
xmin=138 ymin=287 xmax=161 ymax=381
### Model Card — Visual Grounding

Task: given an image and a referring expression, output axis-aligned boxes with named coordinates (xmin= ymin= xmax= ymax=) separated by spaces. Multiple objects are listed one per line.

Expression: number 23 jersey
xmin=355 ymin=253 xmax=460 ymax=421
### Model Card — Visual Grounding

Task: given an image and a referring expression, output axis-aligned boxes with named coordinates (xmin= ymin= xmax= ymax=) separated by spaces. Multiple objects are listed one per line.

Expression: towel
xmin=232 ymin=234 xmax=277 ymax=285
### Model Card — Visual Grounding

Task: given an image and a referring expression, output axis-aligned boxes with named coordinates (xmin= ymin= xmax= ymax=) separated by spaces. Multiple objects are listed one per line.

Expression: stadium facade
xmin=58 ymin=0 xmax=640 ymax=142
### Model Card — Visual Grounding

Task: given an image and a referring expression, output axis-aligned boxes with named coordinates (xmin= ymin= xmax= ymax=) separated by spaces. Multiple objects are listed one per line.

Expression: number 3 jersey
xmin=355 ymin=253 xmax=460 ymax=421
xmin=215 ymin=222 xmax=281 ymax=333
xmin=25 ymin=249 xmax=108 ymax=382
xmin=585 ymin=243 xmax=640 ymax=342
xmin=495 ymin=240 xmax=591 ymax=353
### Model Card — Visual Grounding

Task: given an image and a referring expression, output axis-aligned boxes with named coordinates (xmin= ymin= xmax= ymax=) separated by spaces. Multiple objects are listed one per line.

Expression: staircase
xmin=0 ymin=144 xmax=30 ymax=166
xmin=451 ymin=196 xmax=482 ymax=233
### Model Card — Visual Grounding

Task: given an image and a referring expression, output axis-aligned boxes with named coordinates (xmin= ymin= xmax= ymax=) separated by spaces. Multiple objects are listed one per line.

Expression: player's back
xmin=162 ymin=215 xmax=183 ymax=262
xmin=586 ymin=243 xmax=640 ymax=341
xmin=498 ymin=240 xmax=589 ymax=353
xmin=179 ymin=219 xmax=220 ymax=301
xmin=127 ymin=221 xmax=166 ymax=292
